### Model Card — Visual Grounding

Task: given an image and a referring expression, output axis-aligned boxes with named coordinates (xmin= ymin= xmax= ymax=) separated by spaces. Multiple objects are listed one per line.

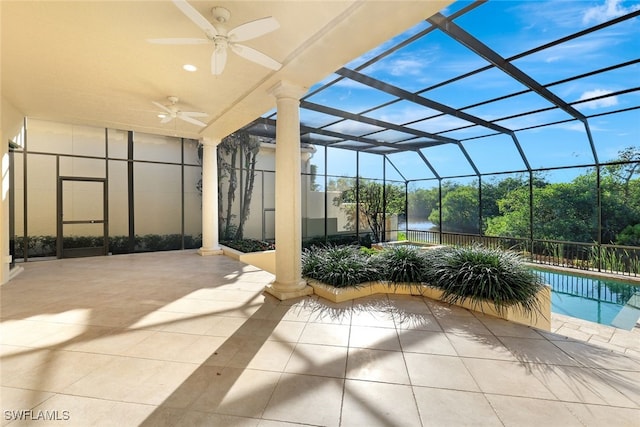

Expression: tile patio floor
xmin=1 ymin=250 xmax=639 ymax=426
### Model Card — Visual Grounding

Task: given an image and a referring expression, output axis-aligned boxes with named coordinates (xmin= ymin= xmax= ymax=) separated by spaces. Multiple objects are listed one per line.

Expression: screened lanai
xmin=226 ymin=0 xmax=640 ymax=276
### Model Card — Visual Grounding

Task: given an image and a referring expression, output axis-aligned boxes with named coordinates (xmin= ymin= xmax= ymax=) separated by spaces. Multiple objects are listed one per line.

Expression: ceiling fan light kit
xmin=211 ymin=6 xmax=230 ymax=23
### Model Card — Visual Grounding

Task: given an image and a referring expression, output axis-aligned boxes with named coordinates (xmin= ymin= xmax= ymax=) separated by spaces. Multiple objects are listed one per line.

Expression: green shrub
xmin=426 ymin=245 xmax=544 ymax=316
xmin=138 ymin=234 xmax=164 ymax=251
xmin=184 ymin=234 xmax=202 ymax=250
xmin=302 ymin=245 xmax=379 ymax=287
xmin=303 ymin=233 xmax=373 ymax=249
xmin=377 ymin=245 xmax=425 ymax=283
xmin=221 ymin=239 xmax=275 ymax=253
xmin=64 ymin=235 xmax=103 ymax=249
xmin=29 ymin=235 xmax=57 ymax=257
xmin=359 ymin=246 xmax=380 ymax=257
xmin=13 ymin=233 xmax=205 ymax=257
xmin=421 ymin=247 xmax=454 ymax=284
xmin=109 ymin=235 xmax=130 ymax=254
xmin=301 ymin=246 xmax=325 ymax=278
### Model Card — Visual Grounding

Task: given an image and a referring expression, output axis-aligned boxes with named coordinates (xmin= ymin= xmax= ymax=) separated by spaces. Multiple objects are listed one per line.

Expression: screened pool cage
xmin=9 ymin=1 xmax=640 ymax=277
xmin=224 ymin=1 xmax=640 ymax=276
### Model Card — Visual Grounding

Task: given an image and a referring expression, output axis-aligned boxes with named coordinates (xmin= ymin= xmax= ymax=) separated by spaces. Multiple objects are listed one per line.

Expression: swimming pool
xmin=532 ymin=268 xmax=640 ymax=330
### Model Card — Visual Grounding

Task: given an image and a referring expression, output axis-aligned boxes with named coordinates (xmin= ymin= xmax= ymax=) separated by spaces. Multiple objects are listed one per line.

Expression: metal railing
xmin=535 ymin=268 xmax=637 ymax=306
xmin=401 ymin=229 xmax=640 ymax=278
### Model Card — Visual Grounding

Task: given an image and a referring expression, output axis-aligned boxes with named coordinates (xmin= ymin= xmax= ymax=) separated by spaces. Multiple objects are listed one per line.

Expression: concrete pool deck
xmin=1 ymin=250 xmax=639 ymax=426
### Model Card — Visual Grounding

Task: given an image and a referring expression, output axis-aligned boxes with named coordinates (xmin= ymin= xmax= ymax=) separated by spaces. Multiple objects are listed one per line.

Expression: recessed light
xmin=158 ymin=114 xmax=167 ymax=118
xmin=183 ymin=64 xmax=197 ymax=72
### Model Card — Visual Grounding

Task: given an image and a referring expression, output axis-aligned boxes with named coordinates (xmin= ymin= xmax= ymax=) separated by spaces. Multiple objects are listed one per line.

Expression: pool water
xmin=532 ymin=268 xmax=640 ymax=330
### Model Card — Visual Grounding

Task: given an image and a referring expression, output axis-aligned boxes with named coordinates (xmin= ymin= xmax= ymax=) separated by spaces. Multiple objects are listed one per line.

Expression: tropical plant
xmin=426 ymin=245 xmax=545 ymax=316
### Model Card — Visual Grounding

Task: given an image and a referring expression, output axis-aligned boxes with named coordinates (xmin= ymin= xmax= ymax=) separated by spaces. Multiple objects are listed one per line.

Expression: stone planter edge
xmin=306 ymin=278 xmax=551 ymax=331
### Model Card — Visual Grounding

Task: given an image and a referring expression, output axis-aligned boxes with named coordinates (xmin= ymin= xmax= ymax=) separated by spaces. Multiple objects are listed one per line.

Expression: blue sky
xmin=292 ymin=0 xmax=640 ymax=183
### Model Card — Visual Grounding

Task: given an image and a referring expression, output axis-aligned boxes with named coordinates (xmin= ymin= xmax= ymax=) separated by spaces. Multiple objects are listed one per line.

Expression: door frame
xmin=57 ymin=176 xmax=108 ymax=258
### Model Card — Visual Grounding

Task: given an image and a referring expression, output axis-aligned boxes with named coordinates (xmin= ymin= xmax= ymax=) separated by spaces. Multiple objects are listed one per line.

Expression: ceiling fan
xmin=152 ymin=96 xmax=208 ymax=127
xmin=149 ymin=0 xmax=282 ymax=75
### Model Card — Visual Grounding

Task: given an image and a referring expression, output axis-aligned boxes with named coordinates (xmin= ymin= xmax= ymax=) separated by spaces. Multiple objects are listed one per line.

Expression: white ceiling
xmin=1 ymin=0 xmax=451 ymax=141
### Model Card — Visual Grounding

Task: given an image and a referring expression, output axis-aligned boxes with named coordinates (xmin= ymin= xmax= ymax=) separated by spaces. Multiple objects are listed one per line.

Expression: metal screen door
xmin=57 ymin=177 xmax=108 ymax=258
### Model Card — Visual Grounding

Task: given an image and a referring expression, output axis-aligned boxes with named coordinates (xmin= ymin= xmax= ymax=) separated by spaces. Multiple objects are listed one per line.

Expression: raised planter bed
xmin=306 ymin=278 xmax=551 ymax=331
xmin=220 ymin=245 xmax=276 ymax=275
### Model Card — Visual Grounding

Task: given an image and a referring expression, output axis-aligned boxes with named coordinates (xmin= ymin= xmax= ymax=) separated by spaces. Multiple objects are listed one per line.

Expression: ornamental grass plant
xmin=301 ymin=245 xmax=379 ymax=288
xmin=302 ymin=243 xmax=545 ymax=317
xmin=427 ymin=245 xmax=545 ymax=316
xmin=376 ymin=245 xmax=426 ymax=283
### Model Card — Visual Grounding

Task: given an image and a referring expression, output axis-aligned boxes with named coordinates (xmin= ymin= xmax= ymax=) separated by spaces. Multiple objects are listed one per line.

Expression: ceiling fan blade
xmin=228 ymin=17 xmax=279 ymax=42
xmin=152 ymin=101 xmax=172 ymax=114
xmin=160 ymin=115 xmax=174 ymax=124
xmin=231 ymin=44 xmax=281 ymax=71
xmin=211 ymin=48 xmax=227 ymax=75
xmin=182 ymin=111 xmax=208 ymax=118
xmin=172 ymin=0 xmax=218 ymax=38
xmin=178 ymin=113 xmax=207 ymax=127
xmin=147 ymin=37 xmax=208 ymax=45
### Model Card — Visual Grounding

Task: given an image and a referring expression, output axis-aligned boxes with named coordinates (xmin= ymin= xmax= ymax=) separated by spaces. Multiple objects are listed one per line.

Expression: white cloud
xmin=515 ymin=1 xmax=591 ymax=30
xmin=387 ymin=58 xmax=426 ymax=76
xmin=577 ymin=89 xmax=619 ymax=109
xmin=533 ymin=36 xmax=614 ymax=63
xmin=583 ymin=0 xmax=640 ymax=25
xmin=558 ymin=122 xmax=588 ymax=132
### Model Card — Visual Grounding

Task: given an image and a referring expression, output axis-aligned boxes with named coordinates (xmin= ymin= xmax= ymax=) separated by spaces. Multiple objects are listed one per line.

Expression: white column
xmin=198 ymin=137 xmax=223 ymax=256
xmin=265 ymin=81 xmax=313 ymax=300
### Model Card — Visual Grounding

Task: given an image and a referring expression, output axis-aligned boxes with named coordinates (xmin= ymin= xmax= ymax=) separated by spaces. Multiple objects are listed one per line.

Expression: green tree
xmin=601 ymin=147 xmax=640 ymax=244
xmin=532 ymin=181 xmax=597 ymax=242
xmin=334 ymin=178 xmax=405 ymax=242
xmin=408 ymin=186 xmax=439 ymax=222
xmin=616 ymin=224 xmax=640 ymax=246
xmin=481 ymin=176 xmax=527 ymax=219
xmin=217 ymin=131 xmax=260 ymax=240
xmin=485 ymin=186 xmax=531 ymax=238
xmin=486 ymin=176 xmax=596 ymax=242
xmin=235 ymin=135 xmax=262 ymax=240
xmin=428 ymin=182 xmax=479 ymax=233
xmin=604 ymin=146 xmax=640 ymax=196
xmin=327 ymin=177 xmax=356 ymax=193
